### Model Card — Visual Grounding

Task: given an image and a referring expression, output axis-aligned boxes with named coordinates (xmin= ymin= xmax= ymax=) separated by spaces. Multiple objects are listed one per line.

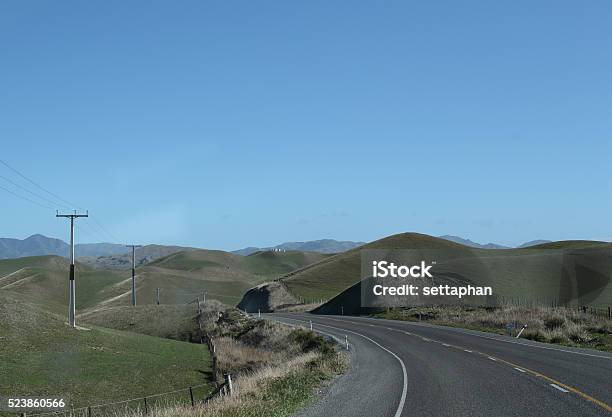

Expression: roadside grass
xmin=376 ymin=305 xmax=612 ymax=351
xmin=121 ymin=306 xmax=348 ymax=417
xmin=0 ymin=292 xmax=212 ymax=412
xmin=116 ymin=350 xmax=345 ymax=417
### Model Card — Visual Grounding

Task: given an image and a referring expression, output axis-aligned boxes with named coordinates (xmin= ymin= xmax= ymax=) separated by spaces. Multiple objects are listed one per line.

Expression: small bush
xmin=289 ymin=329 xmax=335 ymax=355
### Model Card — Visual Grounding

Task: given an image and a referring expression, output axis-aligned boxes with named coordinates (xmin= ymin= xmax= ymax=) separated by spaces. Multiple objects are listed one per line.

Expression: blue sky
xmin=1 ymin=1 xmax=611 ymax=250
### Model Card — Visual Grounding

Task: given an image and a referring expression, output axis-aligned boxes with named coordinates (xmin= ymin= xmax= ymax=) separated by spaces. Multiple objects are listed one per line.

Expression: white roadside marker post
xmin=345 ymin=335 xmax=349 ymax=350
xmin=258 ymin=309 xmax=261 ymax=318
xmin=309 ymin=320 xmax=313 ymax=331
xmin=516 ymin=324 xmax=528 ymax=338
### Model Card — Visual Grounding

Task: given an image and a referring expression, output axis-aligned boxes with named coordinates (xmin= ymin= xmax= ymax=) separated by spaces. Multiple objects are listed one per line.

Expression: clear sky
xmin=1 ymin=1 xmax=611 ymax=250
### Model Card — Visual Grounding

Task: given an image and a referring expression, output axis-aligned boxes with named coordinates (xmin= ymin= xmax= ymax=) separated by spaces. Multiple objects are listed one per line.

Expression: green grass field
xmin=0 ymin=292 xmax=212 ymax=414
xmin=0 ymin=249 xmax=330 ymax=416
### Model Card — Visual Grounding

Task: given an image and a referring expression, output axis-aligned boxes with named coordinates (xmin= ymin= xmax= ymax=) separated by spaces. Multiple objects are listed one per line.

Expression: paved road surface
xmin=266 ymin=313 xmax=612 ymax=417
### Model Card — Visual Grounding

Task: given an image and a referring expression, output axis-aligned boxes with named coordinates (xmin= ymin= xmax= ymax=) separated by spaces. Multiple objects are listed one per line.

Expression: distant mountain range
xmin=438 ymin=235 xmax=509 ymax=249
xmin=78 ymin=244 xmax=198 ymax=269
xmin=518 ymin=239 xmax=553 ymax=248
xmin=233 ymin=239 xmax=367 ymax=256
xmin=438 ymin=235 xmax=552 ymax=249
xmin=0 ymin=234 xmax=196 ymax=268
xmin=0 ymin=233 xmax=557 ymax=262
xmin=0 ymin=234 xmax=129 ymax=259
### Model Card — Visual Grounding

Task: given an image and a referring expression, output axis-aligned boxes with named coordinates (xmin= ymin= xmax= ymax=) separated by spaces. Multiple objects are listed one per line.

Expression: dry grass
xmin=103 ymin=312 xmax=347 ymax=417
xmin=215 ymin=336 xmax=288 ymax=374
xmin=381 ymin=304 xmax=612 ymax=351
xmin=108 ymin=352 xmax=324 ymax=417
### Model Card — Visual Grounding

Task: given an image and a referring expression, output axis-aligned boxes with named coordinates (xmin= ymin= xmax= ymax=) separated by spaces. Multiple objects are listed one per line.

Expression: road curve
xmin=266 ymin=313 xmax=612 ymax=417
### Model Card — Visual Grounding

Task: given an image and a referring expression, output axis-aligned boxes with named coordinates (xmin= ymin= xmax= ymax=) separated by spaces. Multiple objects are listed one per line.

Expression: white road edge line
xmin=275 ymin=316 xmax=408 ymax=417
xmin=335 ymin=317 xmax=612 ymax=360
xmin=464 ymin=349 xmax=472 ymax=353
xmin=514 ymin=367 xmax=526 ymax=373
xmin=550 ymin=384 xmax=569 ymax=393
xmin=488 ymin=357 xmax=497 ymax=361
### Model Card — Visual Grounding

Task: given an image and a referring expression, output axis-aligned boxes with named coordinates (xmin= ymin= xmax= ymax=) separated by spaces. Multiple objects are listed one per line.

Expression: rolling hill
xmin=77 ymin=244 xmax=198 ymax=269
xmin=238 ymin=233 xmax=612 ymax=313
xmin=0 ymin=248 xmax=330 ymax=315
xmin=92 ymin=249 xmax=331 ymax=308
xmin=0 ymin=291 xmax=212 ymax=414
xmin=0 ymin=256 xmax=126 ymax=314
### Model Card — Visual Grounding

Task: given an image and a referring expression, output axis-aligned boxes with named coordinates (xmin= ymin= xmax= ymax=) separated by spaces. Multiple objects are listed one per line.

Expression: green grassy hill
xmin=279 ymin=233 xmax=612 ymax=308
xmin=93 ymin=249 xmax=330 ymax=308
xmin=0 ymin=249 xmax=328 ymax=314
xmin=79 ymin=304 xmax=204 ymax=341
xmin=0 ymin=292 xmax=212 ymax=414
xmin=0 ymin=256 xmax=126 ymax=314
xmin=526 ymin=240 xmax=612 ymax=250
xmin=282 ymin=233 xmax=468 ymax=302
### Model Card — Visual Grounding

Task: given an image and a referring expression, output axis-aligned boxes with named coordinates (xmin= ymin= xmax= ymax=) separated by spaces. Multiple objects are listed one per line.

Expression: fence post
xmin=225 ymin=374 xmax=233 ymax=396
xmin=143 ymin=397 xmax=148 ymax=414
xmin=88 ymin=406 xmax=92 ymax=417
xmin=608 ymin=306 xmax=611 ymax=319
xmin=189 ymin=386 xmax=195 ymax=407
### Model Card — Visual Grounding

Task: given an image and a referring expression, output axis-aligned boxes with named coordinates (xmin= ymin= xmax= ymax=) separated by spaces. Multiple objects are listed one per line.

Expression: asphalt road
xmin=266 ymin=313 xmax=612 ymax=417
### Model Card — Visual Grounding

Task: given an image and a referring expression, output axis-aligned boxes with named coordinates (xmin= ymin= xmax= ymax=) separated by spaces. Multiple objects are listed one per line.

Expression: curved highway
xmin=267 ymin=313 xmax=612 ymax=417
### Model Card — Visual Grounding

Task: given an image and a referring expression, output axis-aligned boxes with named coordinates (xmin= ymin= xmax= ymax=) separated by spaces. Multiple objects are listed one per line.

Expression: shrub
xmin=289 ymin=329 xmax=335 ymax=355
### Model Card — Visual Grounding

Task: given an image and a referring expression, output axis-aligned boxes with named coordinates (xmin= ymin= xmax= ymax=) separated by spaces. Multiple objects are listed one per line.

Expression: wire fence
xmin=10 ymin=292 xmax=234 ymax=417
xmin=20 ymin=383 xmax=212 ymax=417
xmin=575 ymin=305 xmax=612 ymax=319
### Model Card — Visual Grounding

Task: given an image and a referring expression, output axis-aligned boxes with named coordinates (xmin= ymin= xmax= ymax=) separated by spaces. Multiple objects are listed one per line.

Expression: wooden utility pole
xmin=126 ymin=245 xmax=142 ymax=306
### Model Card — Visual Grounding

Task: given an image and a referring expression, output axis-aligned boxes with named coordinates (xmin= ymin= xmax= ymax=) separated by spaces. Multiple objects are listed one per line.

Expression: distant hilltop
xmin=0 ymin=234 xmax=129 ymax=259
xmin=0 ymin=234 xmax=195 ymax=268
xmin=233 ymin=239 xmax=366 ymax=256
xmin=438 ymin=235 xmax=553 ymax=249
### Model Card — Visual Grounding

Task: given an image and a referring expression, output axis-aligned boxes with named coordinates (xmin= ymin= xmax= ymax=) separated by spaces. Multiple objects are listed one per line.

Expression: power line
xmin=0 ymin=183 xmax=55 ymax=210
xmin=0 ymin=158 xmax=125 ymax=246
xmin=90 ymin=217 xmax=122 ymax=243
xmin=0 ymin=173 xmax=70 ymax=210
xmin=0 ymin=159 xmax=84 ymax=210
xmin=74 ymin=223 xmax=100 ymax=242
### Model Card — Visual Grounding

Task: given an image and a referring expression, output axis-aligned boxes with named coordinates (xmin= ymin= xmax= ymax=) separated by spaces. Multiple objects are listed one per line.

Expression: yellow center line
xmin=392 ymin=327 xmax=612 ymax=413
xmin=295 ymin=316 xmax=612 ymax=413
